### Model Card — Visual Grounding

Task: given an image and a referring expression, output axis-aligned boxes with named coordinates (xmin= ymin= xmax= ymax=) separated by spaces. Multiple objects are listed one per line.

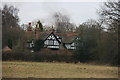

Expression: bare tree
xmin=2 ymin=4 xmax=21 ymax=48
xmin=98 ymin=1 xmax=120 ymax=32
xmin=97 ymin=1 xmax=119 ymax=65
xmin=53 ymin=12 xmax=75 ymax=33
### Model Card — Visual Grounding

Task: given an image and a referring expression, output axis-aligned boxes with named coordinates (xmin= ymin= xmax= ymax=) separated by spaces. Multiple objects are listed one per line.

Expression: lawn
xmin=2 ymin=61 xmax=118 ymax=78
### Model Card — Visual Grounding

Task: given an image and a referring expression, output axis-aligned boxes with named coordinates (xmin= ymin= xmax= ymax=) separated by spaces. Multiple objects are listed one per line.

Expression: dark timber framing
xmin=44 ymin=32 xmax=61 ymax=49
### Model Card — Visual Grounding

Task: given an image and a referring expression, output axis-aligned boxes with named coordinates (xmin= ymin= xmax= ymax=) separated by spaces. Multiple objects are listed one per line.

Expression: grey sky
xmin=2 ymin=2 xmax=102 ymax=26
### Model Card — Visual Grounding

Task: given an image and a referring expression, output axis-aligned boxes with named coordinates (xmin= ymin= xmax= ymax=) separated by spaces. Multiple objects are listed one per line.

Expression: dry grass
xmin=2 ymin=61 xmax=118 ymax=78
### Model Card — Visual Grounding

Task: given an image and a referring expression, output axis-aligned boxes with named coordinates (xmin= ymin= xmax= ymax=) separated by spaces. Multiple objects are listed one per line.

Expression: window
xmin=54 ymin=41 xmax=59 ymax=45
xmin=48 ymin=40 xmax=54 ymax=45
xmin=44 ymin=40 xmax=49 ymax=45
xmin=30 ymin=43 xmax=32 ymax=48
xmin=48 ymin=35 xmax=55 ymax=40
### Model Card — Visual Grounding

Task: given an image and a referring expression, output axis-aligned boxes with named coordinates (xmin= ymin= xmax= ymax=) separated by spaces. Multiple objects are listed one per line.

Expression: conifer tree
xmin=37 ymin=20 xmax=43 ymax=32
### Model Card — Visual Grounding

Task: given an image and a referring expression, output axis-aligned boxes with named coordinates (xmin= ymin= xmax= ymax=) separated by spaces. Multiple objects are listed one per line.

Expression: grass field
xmin=2 ymin=61 xmax=118 ymax=78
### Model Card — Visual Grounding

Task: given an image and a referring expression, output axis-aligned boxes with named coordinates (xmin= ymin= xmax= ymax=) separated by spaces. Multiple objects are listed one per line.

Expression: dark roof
xmin=44 ymin=32 xmax=61 ymax=43
xmin=39 ymin=31 xmax=79 ymax=43
xmin=40 ymin=31 xmax=51 ymax=40
xmin=55 ymin=32 xmax=79 ymax=43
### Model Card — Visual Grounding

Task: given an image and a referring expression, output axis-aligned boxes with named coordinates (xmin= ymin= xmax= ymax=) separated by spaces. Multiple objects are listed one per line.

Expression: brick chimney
xmin=35 ymin=23 xmax=40 ymax=40
xmin=27 ymin=22 xmax=33 ymax=40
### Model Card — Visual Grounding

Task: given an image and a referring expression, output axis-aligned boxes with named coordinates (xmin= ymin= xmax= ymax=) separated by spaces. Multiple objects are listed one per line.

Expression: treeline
xmin=75 ymin=1 xmax=119 ymax=65
xmin=2 ymin=1 xmax=119 ymax=65
xmin=75 ymin=19 xmax=118 ymax=65
xmin=2 ymin=49 xmax=75 ymax=62
xmin=2 ymin=4 xmax=27 ymax=50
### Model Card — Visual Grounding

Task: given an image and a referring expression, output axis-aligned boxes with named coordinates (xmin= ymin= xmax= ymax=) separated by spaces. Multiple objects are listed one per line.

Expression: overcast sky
xmin=1 ymin=2 xmax=103 ymax=26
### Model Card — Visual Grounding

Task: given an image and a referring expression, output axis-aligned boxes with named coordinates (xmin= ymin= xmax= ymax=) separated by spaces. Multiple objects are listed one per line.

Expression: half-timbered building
xmin=43 ymin=31 xmax=79 ymax=50
xmin=64 ymin=42 xmax=76 ymax=50
xmin=63 ymin=37 xmax=80 ymax=50
xmin=26 ymin=22 xmax=79 ymax=50
xmin=44 ymin=32 xmax=62 ymax=49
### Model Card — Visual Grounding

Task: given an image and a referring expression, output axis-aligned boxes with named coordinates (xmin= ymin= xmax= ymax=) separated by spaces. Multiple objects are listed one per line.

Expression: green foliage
xmin=37 ymin=20 xmax=43 ymax=32
xmin=75 ymin=47 xmax=88 ymax=62
xmin=75 ymin=1 xmax=119 ymax=65
xmin=75 ymin=20 xmax=101 ymax=62
xmin=75 ymin=18 xmax=118 ymax=65
xmin=33 ymin=39 xmax=44 ymax=52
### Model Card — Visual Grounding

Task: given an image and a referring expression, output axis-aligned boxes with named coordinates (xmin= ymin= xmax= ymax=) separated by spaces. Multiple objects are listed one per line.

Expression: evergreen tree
xmin=37 ymin=20 xmax=43 ymax=32
xmin=33 ymin=39 xmax=44 ymax=52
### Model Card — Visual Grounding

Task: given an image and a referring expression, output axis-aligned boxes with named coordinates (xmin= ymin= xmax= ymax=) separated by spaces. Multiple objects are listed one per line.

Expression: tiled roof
xmin=39 ymin=31 xmax=79 ymax=43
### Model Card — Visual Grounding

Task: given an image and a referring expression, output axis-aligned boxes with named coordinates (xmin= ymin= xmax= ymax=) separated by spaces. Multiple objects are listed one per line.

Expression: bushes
xmin=2 ymin=51 xmax=35 ymax=61
xmin=2 ymin=49 xmax=75 ymax=62
xmin=35 ymin=50 xmax=74 ymax=62
xmin=34 ymin=48 xmax=75 ymax=62
xmin=33 ymin=39 xmax=44 ymax=52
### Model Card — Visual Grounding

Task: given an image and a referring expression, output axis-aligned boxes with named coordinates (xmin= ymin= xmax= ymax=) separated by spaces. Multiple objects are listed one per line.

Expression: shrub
xmin=34 ymin=49 xmax=74 ymax=62
xmin=2 ymin=48 xmax=75 ymax=62
xmin=2 ymin=51 xmax=35 ymax=61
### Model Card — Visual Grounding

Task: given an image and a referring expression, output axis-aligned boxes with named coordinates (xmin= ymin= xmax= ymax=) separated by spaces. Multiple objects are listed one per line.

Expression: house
xmin=63 ymin=37 xmax=80 ymax=50
xmin=26 ymin=39 xmax=34 ymax=48
xmin=26 ymin=22 xmax=80 ymax=50
xmin=44 ymin=32 xmax=62 ymax=49
xmin=62 ymin=33 xmax=79 ymax=50
xmin=42 ymin=31 xmax=79 ymax=50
